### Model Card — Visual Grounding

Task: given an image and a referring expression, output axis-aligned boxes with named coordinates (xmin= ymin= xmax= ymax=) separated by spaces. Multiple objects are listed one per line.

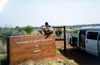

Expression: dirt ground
xmin=54 ymin=40 xmax=100 ymax=65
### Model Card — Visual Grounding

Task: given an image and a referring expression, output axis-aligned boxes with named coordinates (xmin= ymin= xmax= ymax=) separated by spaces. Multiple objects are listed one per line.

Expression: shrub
xmin=24 ymin=26 xmax=34 ymax=34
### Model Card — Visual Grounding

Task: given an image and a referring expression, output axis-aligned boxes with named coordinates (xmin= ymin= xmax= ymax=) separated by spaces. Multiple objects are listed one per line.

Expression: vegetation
xmin=0 ymin=27 xmax=24 ymax=45
xmin=24 ymin=25 xmax=34 ymax=34
xmin=0 ymin=28 xmax=13 ymax=45
xmin=0 ymin=25 xmax=34 ymax=46
xmin=15 ymin=26 xmax=24 ymax=32
xmin=56 ymin=47 xmax=63 ymax=55
xmin=0 ymin=54 xmax=7 ymax=60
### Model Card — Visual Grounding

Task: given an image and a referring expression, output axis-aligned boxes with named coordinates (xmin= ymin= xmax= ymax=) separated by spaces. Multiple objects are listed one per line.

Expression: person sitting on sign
xmin=42 ymin=22 xmax=53 ymax=35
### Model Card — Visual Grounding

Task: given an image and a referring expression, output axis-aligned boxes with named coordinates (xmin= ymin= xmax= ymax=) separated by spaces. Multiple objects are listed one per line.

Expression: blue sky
xmin=0 ymin=0 xmax=100 ymax=27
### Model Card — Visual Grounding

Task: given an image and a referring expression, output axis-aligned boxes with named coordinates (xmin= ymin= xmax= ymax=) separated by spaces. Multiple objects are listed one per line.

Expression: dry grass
xmin=24 ymin=31 xmax=41 ymax=36
xmin=20 ymin=59 xmax=78 ymax=65
xmin=56 ymin=47 xmax=62 ymax=55
xmin=0 ymin=41 xmax=7 ymax=60
xmin=0 ymin=54 xmax=7 ymax=60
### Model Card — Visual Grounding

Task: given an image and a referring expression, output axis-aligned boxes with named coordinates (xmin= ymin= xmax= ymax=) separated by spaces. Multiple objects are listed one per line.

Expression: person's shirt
xmin=81 ymin=34 xmax=85 ymax=40
xmin=42 ymin=25 xmax=53 ymax=31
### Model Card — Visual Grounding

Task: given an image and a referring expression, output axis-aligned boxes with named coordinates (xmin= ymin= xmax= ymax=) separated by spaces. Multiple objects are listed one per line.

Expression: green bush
xmin=24 ymin=26 xmax=34 ymax=34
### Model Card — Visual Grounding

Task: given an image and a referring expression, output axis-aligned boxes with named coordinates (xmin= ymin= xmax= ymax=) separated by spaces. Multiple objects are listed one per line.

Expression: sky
xmin=0 ymin=0 xmax=100 ymax=27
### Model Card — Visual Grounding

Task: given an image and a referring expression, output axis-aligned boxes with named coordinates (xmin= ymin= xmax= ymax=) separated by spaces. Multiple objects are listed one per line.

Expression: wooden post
xmin=7 ymin=37 xmax=10 ymax=65
xmin=64 ymin=26 xmax=66 ymax=52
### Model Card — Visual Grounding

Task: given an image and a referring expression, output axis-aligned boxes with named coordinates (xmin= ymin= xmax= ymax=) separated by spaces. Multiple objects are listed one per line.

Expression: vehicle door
xmin=85 ymin=31 xmax=98 ymax=56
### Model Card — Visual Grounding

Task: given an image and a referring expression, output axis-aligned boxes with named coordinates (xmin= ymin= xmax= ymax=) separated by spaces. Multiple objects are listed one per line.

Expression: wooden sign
xmin=7 ymin=34 xmax=56 ymax=65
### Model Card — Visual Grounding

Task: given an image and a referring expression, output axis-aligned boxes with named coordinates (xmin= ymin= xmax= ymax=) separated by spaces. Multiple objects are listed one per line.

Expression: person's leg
xmin=39 ymin=30 xmax=42 ymax=34
xmin=45 ymin=30 xmax=52 ymax=39
xmin=49 ymin=30 xmax=53 ymax=34
xmin=46 ymin=30 xmax=53 ymax=35
xmin=43 ymin=29 xmax=47 ymax=35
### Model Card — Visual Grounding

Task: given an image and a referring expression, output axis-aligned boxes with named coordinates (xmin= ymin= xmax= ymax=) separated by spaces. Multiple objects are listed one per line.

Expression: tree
xmin=24 ymin=25 xmax=34 ymax=34
xmin=15 ymin=26 xmax=24 ymax=32
xmin=0 ymin=27 xmax=13 ymax=45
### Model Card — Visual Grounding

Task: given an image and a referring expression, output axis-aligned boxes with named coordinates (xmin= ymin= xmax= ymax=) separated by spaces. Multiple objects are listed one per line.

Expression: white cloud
xmin=0 ymin=0 xmax=8 ymax=12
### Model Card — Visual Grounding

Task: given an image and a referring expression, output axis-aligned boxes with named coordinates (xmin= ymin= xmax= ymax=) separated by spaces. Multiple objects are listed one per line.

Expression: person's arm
xmin=42 ymin=25 xmax=48 ymax=35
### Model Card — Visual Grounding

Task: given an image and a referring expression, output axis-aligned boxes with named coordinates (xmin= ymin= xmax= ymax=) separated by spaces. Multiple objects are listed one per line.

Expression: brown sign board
xmin=7 ymin=34 xmax=56 ymax=65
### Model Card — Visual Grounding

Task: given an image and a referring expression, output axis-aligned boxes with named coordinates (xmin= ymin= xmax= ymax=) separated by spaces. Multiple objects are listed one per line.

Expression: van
xmin=69 ymin=26 xmax=100 ymax=56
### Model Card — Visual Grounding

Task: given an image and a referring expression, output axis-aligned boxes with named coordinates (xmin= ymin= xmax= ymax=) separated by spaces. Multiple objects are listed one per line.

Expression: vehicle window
xmin=87 ymin=32 xmax=98 ymax=40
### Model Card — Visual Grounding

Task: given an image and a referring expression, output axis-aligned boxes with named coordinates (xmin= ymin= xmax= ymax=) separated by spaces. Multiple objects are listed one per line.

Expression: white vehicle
xmin=69 ymin=26 xmax=100 ymax=56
